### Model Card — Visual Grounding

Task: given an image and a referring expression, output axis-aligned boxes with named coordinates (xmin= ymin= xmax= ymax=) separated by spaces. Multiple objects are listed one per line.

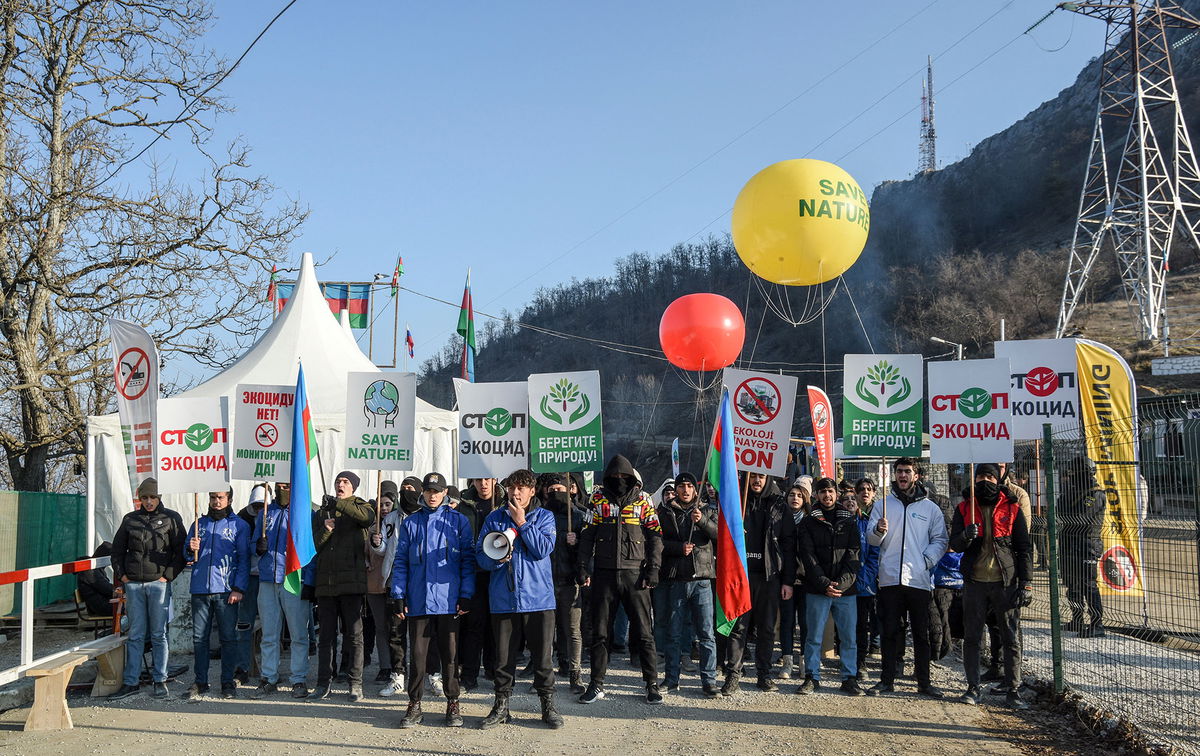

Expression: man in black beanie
xmin=308 ymin=470 xmax=374 ymax=702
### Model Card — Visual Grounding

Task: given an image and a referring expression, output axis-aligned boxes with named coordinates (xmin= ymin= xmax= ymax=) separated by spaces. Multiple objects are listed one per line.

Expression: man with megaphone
xmin=475 ymin=469 xmax=563 ymax=730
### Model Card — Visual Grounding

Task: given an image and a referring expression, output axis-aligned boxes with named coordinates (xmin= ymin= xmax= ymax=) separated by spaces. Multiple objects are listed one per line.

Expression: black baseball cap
xmin=422 ymin=472 xmax=447 ymax=492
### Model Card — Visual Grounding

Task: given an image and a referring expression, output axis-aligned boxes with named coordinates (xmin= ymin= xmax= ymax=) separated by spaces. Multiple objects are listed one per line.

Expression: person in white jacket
xmin=864 ymin=458 xmax=948 ymax=699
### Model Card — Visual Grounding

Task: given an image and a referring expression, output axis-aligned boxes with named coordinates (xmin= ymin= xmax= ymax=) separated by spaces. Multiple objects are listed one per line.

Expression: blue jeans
xmin=259 ymin=581 xmax=313 ymax=685
xmin=235 ymin=578 xmax=260 ymax=674
xmin=663 ymin=580 xmax=717 ymax=686
xmin=123 ymin=580 xmax=171 ymax=686
xmin=192 ymin=593 xmax=239 ymax=686
xmin=804 ymin=593 xmax=858 ymax=681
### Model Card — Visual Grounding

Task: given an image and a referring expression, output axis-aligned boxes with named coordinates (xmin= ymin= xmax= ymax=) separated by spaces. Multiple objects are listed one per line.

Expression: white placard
xmin=344 ymin=372 xmax=416 ymax=471
xmin=454 ymin=379 xmax=529 ymax=479
xmin=230 ymin=383 xmax=295 ymax=482
xmin=722 ymin=367 xmax=799 ymax=477
xmin=928 ymin=359 xmax=1014 ymax=464
xmin=994 ymin=338 xmax=1081 ymax=440
xmin=156 ymin=397 xmax=230 ymax=494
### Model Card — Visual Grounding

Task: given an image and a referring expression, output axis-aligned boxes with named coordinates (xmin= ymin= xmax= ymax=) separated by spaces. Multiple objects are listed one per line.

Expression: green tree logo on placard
xmin=540 ymin=378 xmax=591 ymax=426
xmin=483 ymin=408 xmax=513 ymax=437
xmin=959 ymin=387 xmax=993 ymax=419
xmin=856 ymin=360 xmax=911 ymax=408
xmin=184 ymin=423 xmax=213 ymax=452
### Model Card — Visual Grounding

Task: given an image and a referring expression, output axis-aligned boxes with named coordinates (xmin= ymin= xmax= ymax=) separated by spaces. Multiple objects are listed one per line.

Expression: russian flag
xmin=284 ymin=363 xmax=318 ymax=595
xmin=708 ymin=388 xmax=751 ymax=635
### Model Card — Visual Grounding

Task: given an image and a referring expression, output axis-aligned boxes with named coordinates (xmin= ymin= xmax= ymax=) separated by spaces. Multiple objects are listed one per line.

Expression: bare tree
xmin=0 ymin=1 xmax=306 ymax=491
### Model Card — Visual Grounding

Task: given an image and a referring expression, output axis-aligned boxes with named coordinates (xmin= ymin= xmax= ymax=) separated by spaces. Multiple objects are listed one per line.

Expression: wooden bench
xmin=23 ymin=633 xmax=125 ymax=732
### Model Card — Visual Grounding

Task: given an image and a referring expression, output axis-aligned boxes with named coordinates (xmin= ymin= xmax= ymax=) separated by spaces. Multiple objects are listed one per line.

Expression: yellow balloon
xmin=731 ymin=159 xmax=870 ymax=286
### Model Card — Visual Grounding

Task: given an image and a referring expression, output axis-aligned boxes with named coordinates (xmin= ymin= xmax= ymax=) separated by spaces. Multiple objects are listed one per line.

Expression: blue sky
xmin=151 ymin=1 xmax=1098 ymax=376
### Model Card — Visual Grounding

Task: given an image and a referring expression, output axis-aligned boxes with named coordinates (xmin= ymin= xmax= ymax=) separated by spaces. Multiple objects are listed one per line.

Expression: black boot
xmin=479 ymin=694 xmax=511 ymax=730
xmin=540 ymin=692 xmax=564 ymax=729
xmin=1063 ymin=613 xmax=1085 ymax=633
xmin=569 ymin=672 xmax=586 ymax=695
xmin=399 ymin=702 xmax=422 ymax=728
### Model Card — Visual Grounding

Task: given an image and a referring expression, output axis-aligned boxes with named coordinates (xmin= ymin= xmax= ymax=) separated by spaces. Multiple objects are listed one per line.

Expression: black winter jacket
xmin=797 ymin=505 xmax=860 ymax=595
xmin=111 ymin=506 xmax=186 ymax=584
xmin=544 ymin=493 xmax=588 ymax=587
xmin=577 ymin=455 xmax=663 ymax=584
xmin=312 ymin=496 xmax=374 ymax=597
xmin=657 ymin=500 xmax=718 ymax=581
xmin=741 ymin=479 xmax=796 ymax=584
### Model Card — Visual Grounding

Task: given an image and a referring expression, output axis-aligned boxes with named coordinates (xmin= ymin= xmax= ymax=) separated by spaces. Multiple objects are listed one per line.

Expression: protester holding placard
xmin=865 ymin=458 xmax=949 ymax=699
xmin=367 ymin=481 xmax=407 ymax=695
xmin=540 ymin=473 xmax=589 ymax=695
xmin=391 ymin=472 xmax=476 ymax=729
xmin=309 ymin=471 xmax=374 ymax=703
xmin=233 ymin=485 xmax=267 ymax=685
xmin=183 ymin=488 xmax=252 ymax=700
xmin=950 ymin=464 xmax=1033 ymax=710
xmin=849 ymin=479 xmax=881 ymax=678
xmin=476 ymin=469 xmax=563 ymax=730
xmin=723 ymin=472 xmax=795 ymax=696
xmin=108 ymin=478 xmax=187 ymax=701
xmin=252 ymin=482 xmax=312 ymax=699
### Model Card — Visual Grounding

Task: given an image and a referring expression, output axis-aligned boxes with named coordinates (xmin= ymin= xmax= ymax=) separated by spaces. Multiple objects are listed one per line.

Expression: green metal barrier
xmin=0 ymin=491 xmax=87 ymax=615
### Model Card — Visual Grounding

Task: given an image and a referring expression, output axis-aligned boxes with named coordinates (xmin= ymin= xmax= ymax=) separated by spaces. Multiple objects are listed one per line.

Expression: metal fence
xmin=1019 ymin=400 xmax=1199 ymax=755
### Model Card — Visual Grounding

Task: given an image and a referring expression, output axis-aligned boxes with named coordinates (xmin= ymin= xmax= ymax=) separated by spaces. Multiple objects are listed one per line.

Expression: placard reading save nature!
xmin=344 ymin=371 xmax=416 ymax=471
xmin=528 ymin=371 xmax=603 ymax=473
xmin=927 ymin=358 xmax=1013 ymax=464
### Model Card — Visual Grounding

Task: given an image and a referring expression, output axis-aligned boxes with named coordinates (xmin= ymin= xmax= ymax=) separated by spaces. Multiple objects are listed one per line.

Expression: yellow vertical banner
xmin=1074 ymin=339 xmax=1143 ymax=597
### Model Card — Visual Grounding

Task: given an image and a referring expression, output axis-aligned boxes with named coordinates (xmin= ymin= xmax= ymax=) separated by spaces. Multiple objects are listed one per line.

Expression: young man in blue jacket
xmin=476 ymin=468 xmax=563 ymax=730
xmin=183 ymin=488 xmax=251 ymax=699
xmin=251 ymin=482 xmax=313 ymax=700
xmin=391 ymin=472 xmax=475 ymax=729
xmin=850 ymin=478 xmax=881 ymax=680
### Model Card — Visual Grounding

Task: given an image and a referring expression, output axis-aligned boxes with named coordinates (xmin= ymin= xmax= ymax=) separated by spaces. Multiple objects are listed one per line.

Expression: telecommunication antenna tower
xmin=918 ymin=56 xmax=937 ymax=174
xmin=1056 ymin=1 xmax=1200 ymax=343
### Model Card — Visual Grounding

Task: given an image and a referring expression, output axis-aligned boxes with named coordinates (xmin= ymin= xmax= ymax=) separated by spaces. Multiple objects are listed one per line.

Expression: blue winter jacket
xmin=389 ymin=501 xmax=476 ymax=616
xmin=255 ymin=502 xmax=294 ymax=584
xmin=475 ymin=501 xmax=557 ymax=614
xmin=855 ymin=512 xmax=881 ymax=597
xmin=933 ymin=551 xmax=964 ymax=589
xmin=186 ymin=512 xmax=251 ymax=595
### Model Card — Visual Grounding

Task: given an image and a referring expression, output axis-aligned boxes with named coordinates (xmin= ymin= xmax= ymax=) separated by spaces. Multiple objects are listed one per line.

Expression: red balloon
xmin=659 ymin=293 xmax=746 ymax=371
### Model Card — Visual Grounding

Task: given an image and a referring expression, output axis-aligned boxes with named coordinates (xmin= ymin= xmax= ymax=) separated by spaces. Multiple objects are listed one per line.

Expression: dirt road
xmin=0 ymin=654 xmax=1027 ymax=755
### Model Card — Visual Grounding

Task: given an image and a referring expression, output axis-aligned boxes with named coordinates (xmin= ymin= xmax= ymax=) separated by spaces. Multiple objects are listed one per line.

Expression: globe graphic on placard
xmin=364 ymin=380 xmax=400 ymax=427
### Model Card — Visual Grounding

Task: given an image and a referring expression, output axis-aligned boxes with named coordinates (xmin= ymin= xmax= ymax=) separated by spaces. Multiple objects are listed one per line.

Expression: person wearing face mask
xmin=777 ymin=480 xmax=810 ymax=681
xmin=391 ymin=472 xmax=475 ymax=729
xmin=476 ymin=469 xmax=563 ymax=730
xmin=457 ymin=477 xmax=507 ymax=691
xmin=232 ymin=485 xmax=268 ymax=686
xmin=369 ymin=480 xmax=408 ymax=696
xmin=540 ymin=473 xmax=588 ymax=695
xmin=950 ymin=464 xmax=1032 ymax=710
xmin=107 ymin=478 xmax=187 ymax=701
xmin=576 ymin=454 xmax=664 ymax=706
xmin=398 ymin=476 xmax=423 ymax=515
xmin=183 ymin=488 xmax=252 ymax=700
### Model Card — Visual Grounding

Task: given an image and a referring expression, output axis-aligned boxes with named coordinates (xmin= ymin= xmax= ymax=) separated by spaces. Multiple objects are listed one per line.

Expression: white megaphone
xmin=483 ymin=527 xmax=520 ymax=561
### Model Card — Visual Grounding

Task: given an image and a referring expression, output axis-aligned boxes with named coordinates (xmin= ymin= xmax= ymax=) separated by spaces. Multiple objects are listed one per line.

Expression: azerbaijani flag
xmin=266 ymin=264 xmax=279 ymax=302
xmin=273 ymin=283 xmax=370 ymax=327
xmin=709 ymin=388 xmax=751 ymax=635
xmin=391 ymin=255 xmax=404 ymax=297
xmin=284 ymin=363 xmax=318 ymax=595
xmin=456 ymin=270 xmax=476 ymax=382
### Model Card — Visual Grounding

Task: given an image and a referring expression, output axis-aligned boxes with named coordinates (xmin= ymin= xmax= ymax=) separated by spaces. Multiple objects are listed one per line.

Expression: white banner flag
xmin=156 ymin=397 xmax=230 ymax=494
xmin=109 ymin=319 xmax=159 ymax=495
xmin=454 ymin=379 xmax=529 ymax=479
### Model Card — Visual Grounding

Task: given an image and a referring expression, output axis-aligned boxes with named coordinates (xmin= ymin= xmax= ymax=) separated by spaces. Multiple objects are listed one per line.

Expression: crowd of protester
xmin=95 ymin=452 xmax=1108 ymax=728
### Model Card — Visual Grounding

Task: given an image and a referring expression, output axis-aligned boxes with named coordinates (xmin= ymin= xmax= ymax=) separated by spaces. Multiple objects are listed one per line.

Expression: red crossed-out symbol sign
xmin=255 ymin=423 xmax=279 ymax=448
xmin=115 ymin=347 xmax=150 ymax=400
xmin=734 ymin=377 xmax=781 ymax=426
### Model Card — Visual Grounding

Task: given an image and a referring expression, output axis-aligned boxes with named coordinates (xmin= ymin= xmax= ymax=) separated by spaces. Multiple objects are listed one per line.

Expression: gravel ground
xmin=1 ymin=645 xmax=1045 ymax=756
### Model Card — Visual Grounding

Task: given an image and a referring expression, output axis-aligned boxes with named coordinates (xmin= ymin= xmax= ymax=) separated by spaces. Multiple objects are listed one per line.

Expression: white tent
xmin=86 ymin=252 xmax=458 ymax=546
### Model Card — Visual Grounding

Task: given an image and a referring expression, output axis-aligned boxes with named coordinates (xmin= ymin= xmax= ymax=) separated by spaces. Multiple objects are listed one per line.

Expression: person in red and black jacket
xmin=949 ymin=463 xmax=1032 ymax=710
